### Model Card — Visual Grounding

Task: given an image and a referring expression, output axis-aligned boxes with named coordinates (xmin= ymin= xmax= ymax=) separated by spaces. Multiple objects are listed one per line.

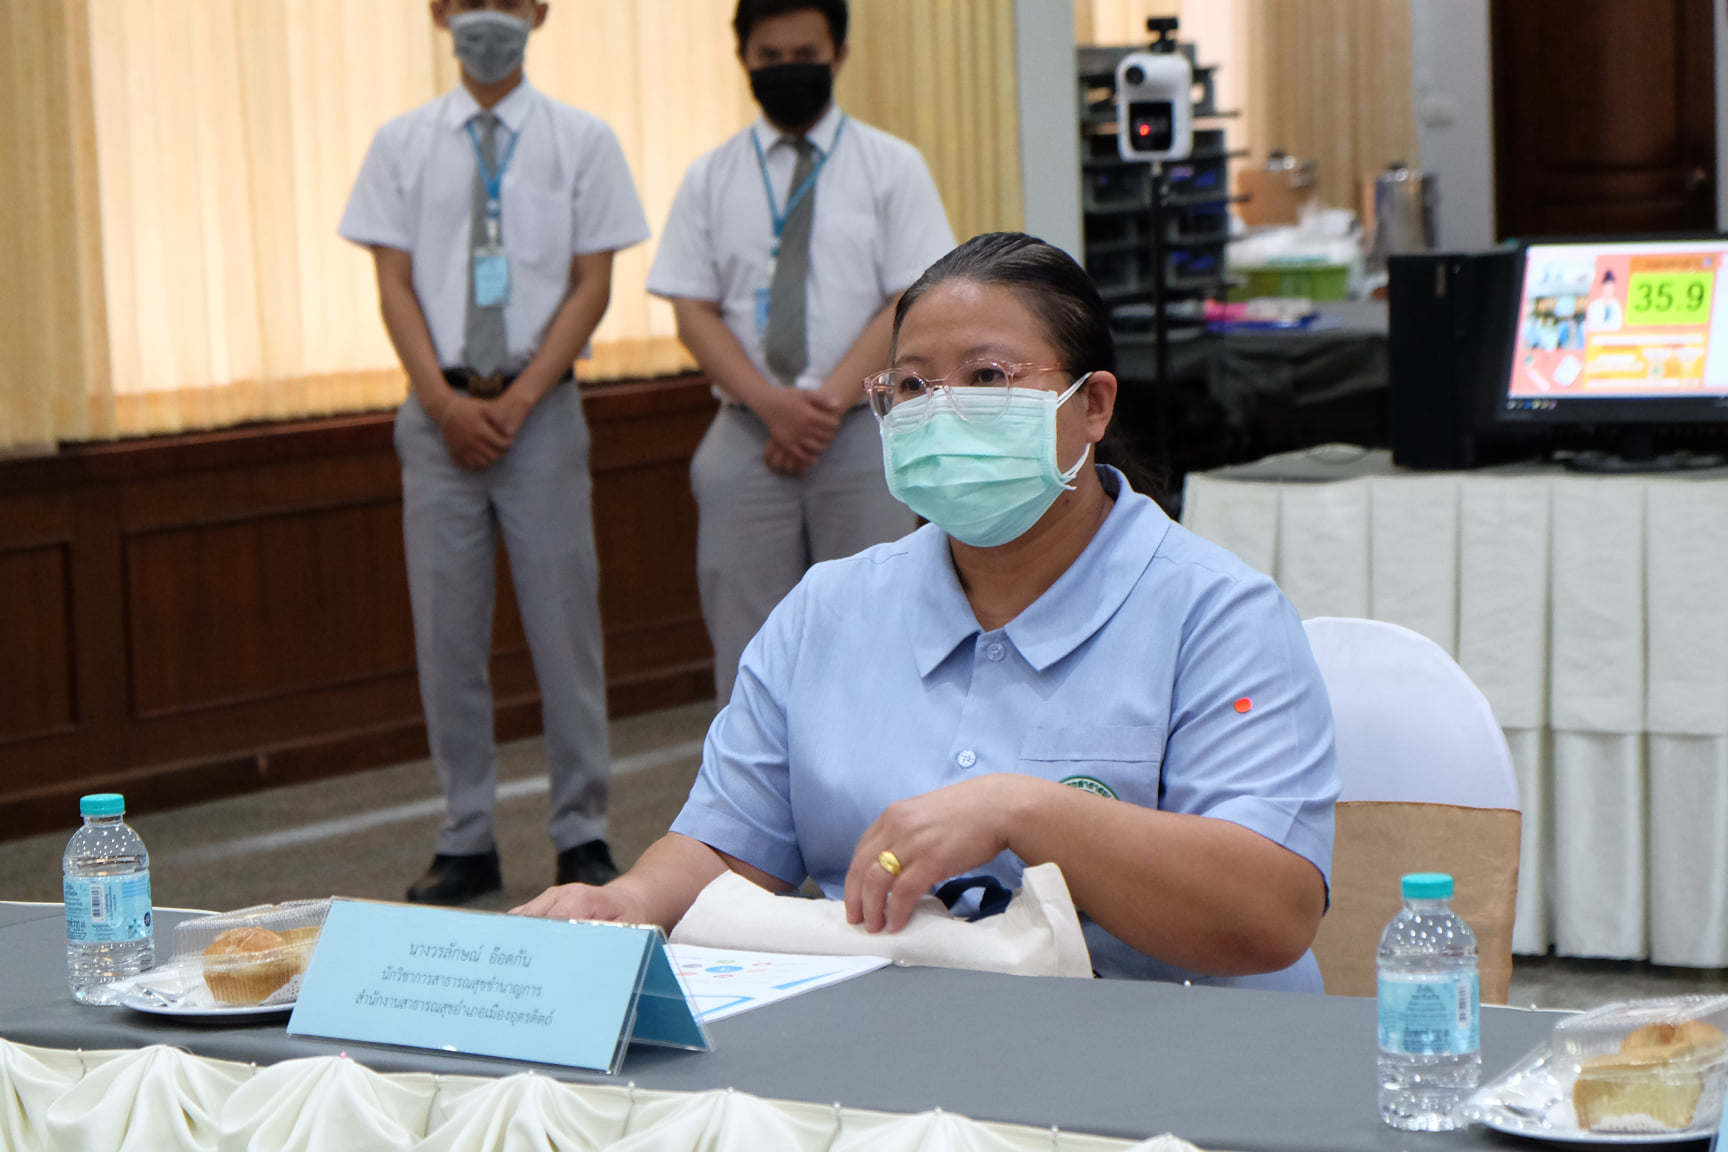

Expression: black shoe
xmin=556 ymin=839 xmax=620 ymax=887
xmin=406 ymin=848 xmax=502 ymax=905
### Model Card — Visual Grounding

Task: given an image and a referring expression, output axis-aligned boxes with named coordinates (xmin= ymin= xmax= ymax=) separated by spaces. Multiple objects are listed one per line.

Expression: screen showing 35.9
xmin=1508 ymin=242 xmax=1728 ymax=400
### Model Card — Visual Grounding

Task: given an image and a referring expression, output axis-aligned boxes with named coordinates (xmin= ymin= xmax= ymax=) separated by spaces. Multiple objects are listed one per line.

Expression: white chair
xmin=1302 ymin=617 xmax=1522 ymax=1003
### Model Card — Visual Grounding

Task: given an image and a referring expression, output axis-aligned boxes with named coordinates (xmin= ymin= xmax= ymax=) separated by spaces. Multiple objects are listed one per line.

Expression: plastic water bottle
xmin=1377 ymin=872 xmax=1480 ymax=1130
xmin=64 ymin=793 xmax=154 ymax=1004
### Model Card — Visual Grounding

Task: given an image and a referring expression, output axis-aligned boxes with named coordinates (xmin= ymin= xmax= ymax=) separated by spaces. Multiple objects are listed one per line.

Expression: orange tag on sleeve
xmin=1233 ymin=697 xmax=1253 ymax=714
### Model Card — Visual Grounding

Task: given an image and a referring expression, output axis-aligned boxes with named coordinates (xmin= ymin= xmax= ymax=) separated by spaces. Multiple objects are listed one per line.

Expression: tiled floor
xmin=6 ymin=697 xmax=1720 ymax=1013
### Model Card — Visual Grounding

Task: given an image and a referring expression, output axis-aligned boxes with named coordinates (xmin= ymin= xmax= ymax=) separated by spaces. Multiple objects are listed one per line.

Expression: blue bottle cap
xmin=80 ymin=793 xmax=125 ymax=817
xmin=1401 ymin=872 xmax=1454 ymax=900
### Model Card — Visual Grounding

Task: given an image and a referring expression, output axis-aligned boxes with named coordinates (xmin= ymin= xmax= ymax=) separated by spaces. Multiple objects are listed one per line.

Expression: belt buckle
xmin=467 ymin=372 xmax=504 ymax=399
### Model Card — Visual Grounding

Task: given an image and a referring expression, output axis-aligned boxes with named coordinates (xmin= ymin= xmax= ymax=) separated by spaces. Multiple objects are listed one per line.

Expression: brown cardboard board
xmin=1311 ymin=801 xmax=1521 ymax=1004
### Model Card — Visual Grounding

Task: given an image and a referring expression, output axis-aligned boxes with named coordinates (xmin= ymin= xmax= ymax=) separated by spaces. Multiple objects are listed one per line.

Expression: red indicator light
xmin=1138 ymin=123 xmax=1151 ymax=137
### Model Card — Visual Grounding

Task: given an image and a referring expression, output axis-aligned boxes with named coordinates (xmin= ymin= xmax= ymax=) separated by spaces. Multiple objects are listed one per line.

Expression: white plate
xmin=118 ymin=989 xmax=292 ymax=1019
xmin=1469 ymin=1043 xmax=1721 ymax=1144
xmin=113 ymin=971 xmax=295 ymax=1019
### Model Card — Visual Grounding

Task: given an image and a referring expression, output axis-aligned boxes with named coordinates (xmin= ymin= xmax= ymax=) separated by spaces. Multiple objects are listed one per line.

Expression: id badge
xmin=473 ymin=246 xmax=511 ymax=308
xmin=753 ymin=285 xmax=772 ymax=340
xmin=753 ymin=255 xmax=777 ymax=340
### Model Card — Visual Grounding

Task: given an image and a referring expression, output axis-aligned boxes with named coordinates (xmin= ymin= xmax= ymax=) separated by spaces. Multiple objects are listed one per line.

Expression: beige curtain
xmin=1 ymin=0 xmax=1025 ymax=449
xmin=516 ymin=0 xmax=756 ymax=382
xmin=1075 ymin=0 xmax=1182 ymax=43
xmin=0 ymin=0 xmax=110 ymax=454
xmin=838 ymin=0 xmax=1024 ymax=245
xmin=1075 ymin=0 xmax=1418 ymax=219
xmin=1245 ymin=0 xmax=1417 ymax=214
xmin=84 ymin=0 xmax=432 ymax=437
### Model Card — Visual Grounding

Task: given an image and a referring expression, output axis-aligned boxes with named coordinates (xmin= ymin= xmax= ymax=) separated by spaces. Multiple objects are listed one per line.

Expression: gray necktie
xmin=764 ymin=137 xmax=818 ymax=387
xmin=464 ymin=110 xmax=506 ymax=381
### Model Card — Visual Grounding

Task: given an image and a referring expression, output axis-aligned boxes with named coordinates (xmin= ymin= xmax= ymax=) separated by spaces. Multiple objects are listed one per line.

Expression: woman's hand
xmin=842 ymin=775 xmax=1034 ymax=934
xmin=510 ymin=881 xmax=643 ymax=924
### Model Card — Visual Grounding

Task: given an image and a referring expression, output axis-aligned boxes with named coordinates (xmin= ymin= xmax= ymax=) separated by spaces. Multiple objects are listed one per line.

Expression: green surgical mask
xmin=880 ymin=375 xmax=1092 ymax=548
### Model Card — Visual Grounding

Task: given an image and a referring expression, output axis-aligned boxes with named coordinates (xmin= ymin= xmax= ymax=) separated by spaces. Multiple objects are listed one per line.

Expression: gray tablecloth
xmin=0 ymin=903 xmax=1582 ymax=1150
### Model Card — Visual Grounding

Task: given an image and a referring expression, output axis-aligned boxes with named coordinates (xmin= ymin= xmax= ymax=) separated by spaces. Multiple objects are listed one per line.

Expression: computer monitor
xmin=1496 ymin=237 xmax=1728 ymax=469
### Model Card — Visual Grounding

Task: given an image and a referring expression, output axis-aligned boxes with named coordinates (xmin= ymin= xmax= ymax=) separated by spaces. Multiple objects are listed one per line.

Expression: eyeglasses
xmin=862 ymin=360 xmax=1072 ymax=426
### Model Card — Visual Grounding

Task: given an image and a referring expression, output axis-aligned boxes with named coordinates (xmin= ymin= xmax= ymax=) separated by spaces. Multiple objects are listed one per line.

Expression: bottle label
xmin=1378 ymin=968 xmax=1479 ymax=1055
xmin=64 ymin=873 xmax=152 ymax=943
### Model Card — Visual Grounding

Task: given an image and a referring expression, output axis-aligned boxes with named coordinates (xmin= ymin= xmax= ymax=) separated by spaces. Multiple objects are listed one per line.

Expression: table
xmin=0 ymin=903 xmax=1565 ymax=1151
xmin=1112 ymin=301 xmax=1390 ymax=485
xmin=1182 ymin=448 xmax=1728 ymax=966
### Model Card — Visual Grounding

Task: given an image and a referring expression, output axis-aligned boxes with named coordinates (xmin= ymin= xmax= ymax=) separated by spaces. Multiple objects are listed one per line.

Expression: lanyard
xmin=752 ymin=115 xmax=847 ymax=243
xmin=466 ymin=117 xmax=522 ymax=241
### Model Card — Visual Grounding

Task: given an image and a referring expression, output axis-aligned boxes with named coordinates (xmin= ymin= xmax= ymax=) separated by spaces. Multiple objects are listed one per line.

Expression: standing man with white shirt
xmin=340 ymin=0 xmax=650 ymax=904
xmin=648 ymin=0 xmax=955 ymax=704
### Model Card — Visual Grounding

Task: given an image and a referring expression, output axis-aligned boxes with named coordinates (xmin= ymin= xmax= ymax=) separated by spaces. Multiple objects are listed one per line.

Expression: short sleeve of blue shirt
xmin=671 ymin=467 xmax=1339 ymax=992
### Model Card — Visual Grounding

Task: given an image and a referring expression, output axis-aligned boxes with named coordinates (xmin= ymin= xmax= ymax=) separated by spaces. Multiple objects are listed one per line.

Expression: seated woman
xmin=515 ymin=232 xmax=1339 ymax=991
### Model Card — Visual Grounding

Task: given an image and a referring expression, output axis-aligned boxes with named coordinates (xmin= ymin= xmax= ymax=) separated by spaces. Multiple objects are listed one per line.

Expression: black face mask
xmin=749 ymin=62 xmax=834 ymax=129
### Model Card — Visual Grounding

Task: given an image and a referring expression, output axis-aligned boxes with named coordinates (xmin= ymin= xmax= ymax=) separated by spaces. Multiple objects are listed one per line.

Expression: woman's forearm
xmin=1002 ymin=778 xmax=1326 ymax=976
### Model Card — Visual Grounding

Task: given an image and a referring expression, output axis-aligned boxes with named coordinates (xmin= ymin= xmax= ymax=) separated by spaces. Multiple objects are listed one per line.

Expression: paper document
xmin=665 ymin=944 xmax=890 ymax=1023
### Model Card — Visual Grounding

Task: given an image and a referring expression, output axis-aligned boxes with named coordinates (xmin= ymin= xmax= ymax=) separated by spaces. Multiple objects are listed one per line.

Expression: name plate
xmin=287 ymin=899 xmax=709 ymax=1073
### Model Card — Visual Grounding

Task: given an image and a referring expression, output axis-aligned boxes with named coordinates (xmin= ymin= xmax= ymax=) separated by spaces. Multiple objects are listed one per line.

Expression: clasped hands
xmin=511 ymin=776 xmax=1029 ymax=935
xmin=437 ymin=391 xmax=533 ymax=471
xmin=759 ymin=387 xmax=843 ymax=476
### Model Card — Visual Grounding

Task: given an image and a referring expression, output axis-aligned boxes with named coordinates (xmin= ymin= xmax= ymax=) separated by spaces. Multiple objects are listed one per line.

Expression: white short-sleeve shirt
xmin=340 ymin=81 xmax=650 ymax=372
xmin=647 ymin=103 xmax=955 ymax=392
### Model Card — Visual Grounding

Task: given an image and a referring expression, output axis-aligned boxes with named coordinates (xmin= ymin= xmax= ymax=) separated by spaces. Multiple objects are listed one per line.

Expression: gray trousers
xmin=394 ymin=386 xmax=610 ymax=856
xmin=691 ymin=403 xmax=916 ymax=703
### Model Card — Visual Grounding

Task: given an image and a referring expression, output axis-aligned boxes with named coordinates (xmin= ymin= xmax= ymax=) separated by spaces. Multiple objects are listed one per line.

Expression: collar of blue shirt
xmin=443 ymin=77 xmax=537 ymax=136
xmin=905 ymin=466 xmax=1174 ymax=678
xmin=749 ymin=100 xmax=845 ymax=159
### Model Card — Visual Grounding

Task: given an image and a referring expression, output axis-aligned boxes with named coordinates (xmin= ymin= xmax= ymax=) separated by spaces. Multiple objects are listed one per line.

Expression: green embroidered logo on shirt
xmin=1060 ymin=775 xmax=1118 ymax=800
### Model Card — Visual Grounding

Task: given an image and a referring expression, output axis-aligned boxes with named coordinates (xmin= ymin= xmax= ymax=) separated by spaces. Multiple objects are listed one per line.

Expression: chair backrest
xmin=1302 ymin=617 xmax=1522 ymax=1003
xmin=1303 ymin=617 xmax=1519 ymax=807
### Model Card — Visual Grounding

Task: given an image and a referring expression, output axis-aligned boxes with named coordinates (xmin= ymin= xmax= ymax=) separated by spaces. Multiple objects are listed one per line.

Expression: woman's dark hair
xmin=892 ymin=232 xmax=1166 ymax=498
xmin=894 ymin=232 xmax=1114 ymax=379
xmin=733 ymin=0 xmax=848 ymax=52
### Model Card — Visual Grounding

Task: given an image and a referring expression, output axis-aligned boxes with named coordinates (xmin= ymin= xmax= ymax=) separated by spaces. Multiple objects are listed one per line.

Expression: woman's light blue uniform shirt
xmin=670 ymin=468 xmax=1339 ymax=992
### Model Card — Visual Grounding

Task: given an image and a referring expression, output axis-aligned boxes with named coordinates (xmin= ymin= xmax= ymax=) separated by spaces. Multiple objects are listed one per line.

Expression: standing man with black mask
xmin=648 ymin=0 xmax=954 ymax=705
xmin=341 ymin=0 xmax=650 ymax=904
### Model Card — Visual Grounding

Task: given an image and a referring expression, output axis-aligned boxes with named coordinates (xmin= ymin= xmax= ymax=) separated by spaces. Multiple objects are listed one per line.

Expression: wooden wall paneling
xmin=0 ymin=377 xmax=717 ymax=840
xmin=125 ymin=500 xmax=417 ymax=718
xmin=0 ymin=541 xmax=75 ymax=742
xmin=585 ymin=376 xmax=717 ymax=711
xmin=118 ymin=453 xmax=402 ymax=531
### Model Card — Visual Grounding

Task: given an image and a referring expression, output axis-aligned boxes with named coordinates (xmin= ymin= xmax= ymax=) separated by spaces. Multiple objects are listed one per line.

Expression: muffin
xmin=279 ymin=925 xmax=322 ymax=973
xmin=1572 ymin=1021 xmax=1728 ymax=1132
xmin=202 ymin=925 xmax=298 ymax=1006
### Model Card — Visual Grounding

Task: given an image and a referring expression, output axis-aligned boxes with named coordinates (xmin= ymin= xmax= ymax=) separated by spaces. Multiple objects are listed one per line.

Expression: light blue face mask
xmin=880 ymin=375 xmax=1093 ymax=548
xmin=449 ymin=11 xmax=532 ymax=86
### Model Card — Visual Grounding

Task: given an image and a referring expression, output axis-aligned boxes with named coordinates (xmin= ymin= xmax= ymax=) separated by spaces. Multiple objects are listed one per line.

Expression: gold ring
xmin=877 ymin=850 xmax=903 ymax=877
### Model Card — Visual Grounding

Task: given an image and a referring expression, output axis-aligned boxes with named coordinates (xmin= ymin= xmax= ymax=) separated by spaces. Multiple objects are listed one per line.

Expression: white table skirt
xmin=1183 ymin=450 xmax=1728 ymax=964
xmin=0 ymin=1038 xmax=1195 ymax=1152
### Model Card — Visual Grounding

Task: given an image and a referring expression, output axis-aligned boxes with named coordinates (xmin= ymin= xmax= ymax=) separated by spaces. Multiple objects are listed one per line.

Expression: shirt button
xmin=986 ymin=642 xmax=1006 ymax=662
xmin=956 ymin=749 xmax=977 ymax=769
